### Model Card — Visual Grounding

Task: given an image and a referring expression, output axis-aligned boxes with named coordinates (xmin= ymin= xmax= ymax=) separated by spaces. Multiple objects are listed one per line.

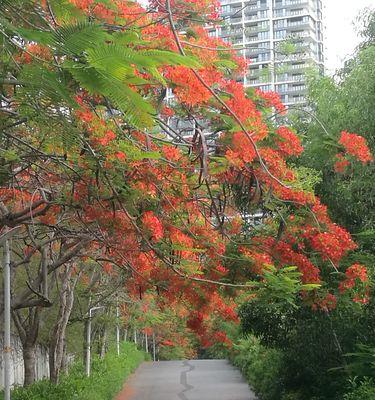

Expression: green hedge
xmin=226 ymin=336 xmax=375 ymax=400
xmin=230 ymin=336 xmax=284 ymax=400
xmin=344 ymin=379 xmax=375 ymax=400
xmin=1 ymin=342 xmax=149 ymax=400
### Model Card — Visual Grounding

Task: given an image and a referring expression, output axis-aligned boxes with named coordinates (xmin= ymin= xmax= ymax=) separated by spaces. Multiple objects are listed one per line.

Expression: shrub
xmin=344 ymin=378 xmax=375 ymax=400
xmin=1 ymin=342 xmax=148 ymax=400
xmin=231 ymin=336 xmax=284 ymax=400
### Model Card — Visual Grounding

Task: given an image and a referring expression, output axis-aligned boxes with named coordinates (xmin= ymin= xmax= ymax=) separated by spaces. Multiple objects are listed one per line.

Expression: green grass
xmin=1 ymin=342 xmax=149 ymax=400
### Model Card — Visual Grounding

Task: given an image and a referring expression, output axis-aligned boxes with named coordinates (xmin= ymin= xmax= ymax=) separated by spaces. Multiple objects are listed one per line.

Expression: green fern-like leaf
xmin=86 ymin=44 xmax=139 ymax=79
xmin=17 ymin=65 xmax=75 ymax=107
xmin=48 ymin=0 xmax=86 ymax=23
xmin=68 ymin=65 xmax=155 ymax=128
xmin=53 ymin=22 xmax=111 ymax=55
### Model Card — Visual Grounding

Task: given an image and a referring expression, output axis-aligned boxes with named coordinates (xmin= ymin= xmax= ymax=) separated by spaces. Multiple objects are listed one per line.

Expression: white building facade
xmin=208 ymin=0 xmax=325 ymax=106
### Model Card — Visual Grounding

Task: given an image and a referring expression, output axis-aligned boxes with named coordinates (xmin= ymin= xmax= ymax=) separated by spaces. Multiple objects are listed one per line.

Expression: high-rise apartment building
xmin=208 ymin=0 xmax=324 ymax=106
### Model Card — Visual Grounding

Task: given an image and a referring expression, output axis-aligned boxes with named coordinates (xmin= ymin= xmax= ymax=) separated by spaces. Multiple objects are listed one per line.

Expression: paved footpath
xmin=115 ymin=359 xmax=257 ymax=400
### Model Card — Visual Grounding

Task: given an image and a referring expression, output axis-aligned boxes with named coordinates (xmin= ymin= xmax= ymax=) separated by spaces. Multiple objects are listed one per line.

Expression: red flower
xmin=275 ymin=126 xmax=304 ymax=157
xmin=166 ymin=66 xmax=223 ymax=106
xmin=162 ymin=145 xmax=181 ymax=162
xmin=345 ymin=263 xmax=368 ymax=282
xmin=339 ymin=264 xmax=369 ymax=304
xmin=115 ymin=151 xmax=126 ymax=161
xmin=317 ymin=293 xmax=337 ymax=312
xmin=142 ymin=211 xmax=164 ymax=241
xmin=334 ymin=153 xmax=351 ymax=173
xmin=339 ymin=131 xmax=373 ymax=164
xmin=255 ymin=89 xmax=286 ymax=114
xmin=98 ymin=130 xmax=116 ymax=146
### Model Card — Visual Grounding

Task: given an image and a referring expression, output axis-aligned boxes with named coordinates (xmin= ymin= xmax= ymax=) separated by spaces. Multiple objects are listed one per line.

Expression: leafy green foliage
xmin=258 ymin=265 xmax=320 ymax=308
xmin=345 ymin=344 xmax=375 ymax=378
xmin=300 ymin=43 xmax=375 ymax=249
xmin=54 ymin=23 xmax=111 ymax=55
xmin=231 ymin=336 xmax=284 ymax=400
xmin=239 ymin=295 xmax=375 ymax=400
xmin=1 ymin=342 xmax=148 ymax=400
xmin=344 ymin=378 xmax=375 ymax=400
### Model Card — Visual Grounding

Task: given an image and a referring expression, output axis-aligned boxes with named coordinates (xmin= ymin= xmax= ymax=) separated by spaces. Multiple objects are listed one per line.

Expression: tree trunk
xmin=61 ymin=341 xmax=69 ymax=374
xmin=12 ymin=307 xmax=41 ymax=387
xmin=49 ymin=265 xmax=77 ymax=384
xmin=23 ymin=344 xmax=36 ymax=387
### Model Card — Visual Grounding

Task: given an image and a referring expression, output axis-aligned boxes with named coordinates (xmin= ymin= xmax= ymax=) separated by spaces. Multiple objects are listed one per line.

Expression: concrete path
xmin=115 ymin=359 xmax=257 ymax=400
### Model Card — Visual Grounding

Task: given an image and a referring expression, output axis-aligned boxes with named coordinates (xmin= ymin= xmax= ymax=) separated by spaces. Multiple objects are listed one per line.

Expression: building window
xmin=274 ymin=30 xmax=286 ymax=39
xmin=258 ymin=31 xmax=269 ymax=39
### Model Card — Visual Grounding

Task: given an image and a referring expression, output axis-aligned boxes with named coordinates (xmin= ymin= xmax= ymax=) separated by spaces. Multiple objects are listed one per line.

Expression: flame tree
xmin=0 ymin=0 xmax=372 ymax=384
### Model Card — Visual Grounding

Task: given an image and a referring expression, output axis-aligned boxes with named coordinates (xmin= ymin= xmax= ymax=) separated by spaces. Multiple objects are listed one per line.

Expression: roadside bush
xmin=231 ymin=336 xmax=284 ymax=400
xmin=2 ymin=342 xmax=148 ymax=400
xmin=344 ymin=379 xmax=375 ymax=400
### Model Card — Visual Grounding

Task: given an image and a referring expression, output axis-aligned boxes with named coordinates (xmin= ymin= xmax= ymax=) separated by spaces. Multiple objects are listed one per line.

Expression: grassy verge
xmin=1 ymin=342 xmax=149 ymax=400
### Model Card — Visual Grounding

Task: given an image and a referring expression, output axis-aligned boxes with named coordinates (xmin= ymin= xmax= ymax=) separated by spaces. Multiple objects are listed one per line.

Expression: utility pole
xmin=86 ymin=306 xmax=104 ymax=377
xmin=152 ymin=332 xmax=156 ymax=362
xmin=1 ymin=226 xmax=21 ymax=400
xmin=116 ymin=304 xmax=120 ymax=356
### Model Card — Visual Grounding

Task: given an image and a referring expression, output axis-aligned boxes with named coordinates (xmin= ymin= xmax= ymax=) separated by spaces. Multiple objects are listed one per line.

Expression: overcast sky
xmin=324 ymin=0 xmax=374 ymax=73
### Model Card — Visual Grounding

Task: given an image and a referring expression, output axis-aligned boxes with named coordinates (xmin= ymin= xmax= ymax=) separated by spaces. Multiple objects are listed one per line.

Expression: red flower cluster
xmin=255 ymin=89 xmax=286 ymax=114
xmin=98 ymin=130 xmax=116 ymax=146
xmin=162 ymin=145 xmax=182 ymax=162
xmin=226 ymin=132 xmax=256 ymax=167
xmin=225 ymin=82 xmax=260 ymax=124
xmin=241 ymin=247 xmax=273 ymax=275
xmin=310 ymin=223 xmax=357 ymax=263
xmin=334 ymin=153 xmax=351 ymax=173
xmin=212 ymin=331 xmax=232 ymax=347
xmin=339 ymin=131 xmax=373 ymax=164
xmin=275 ymin=126 xmax=304 ymax=157
xmin=142 ymin=211 xmax=164 ymax=242
xmin=314 ymin=293 xmax=337 ymax=312
xmin=166 ymin=66 xmax=223 ymax=106
xmin=339 ymin=264 xmax=370 ymax=304
xmin=339 ymin=264 xmax=368 ymax=292
xmin=274 ymin=241 xmax=321 ymax=283
xmin=19 ymin=44 xmax=51 ymax=64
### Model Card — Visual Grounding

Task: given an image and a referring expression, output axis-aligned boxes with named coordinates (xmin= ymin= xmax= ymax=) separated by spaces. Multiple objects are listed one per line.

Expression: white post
xmin=85 ymin=306 xmax=104 ymax=377
xmin=116 ymin=305 xmax=120 ymax=356
xmin=133 ymin=329 xmax=137 ymax=344
xmin=85 ymin=312 xmax=92 ymax=377
xmin=1 ymin=226 xmax=21 ymax=400
xmin=3 ymin=239 xmax=11 ymax=400
xmin=145 ymin=333 xmax=148 ymax=353
xmin=152 ymin=332 xmax=156 ymax=362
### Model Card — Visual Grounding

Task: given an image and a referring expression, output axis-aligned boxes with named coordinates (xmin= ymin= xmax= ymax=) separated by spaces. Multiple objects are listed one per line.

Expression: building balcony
xmin=276 ymin=74 xmax=305 ymax=83
xmin=244 ymin=13 xmax=269 ymax=22
xmin=245 ymin=35 xmax=270 ymax=42
xmin=221 ymin=0 xmax=242 ymax=5
xmin=274 ymin=0 xmax=310 ymax=8
xmin=230 ymin=16 xmax=243 ymax=24
xmin=284 ymin=95 xmax=307 ymax=104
